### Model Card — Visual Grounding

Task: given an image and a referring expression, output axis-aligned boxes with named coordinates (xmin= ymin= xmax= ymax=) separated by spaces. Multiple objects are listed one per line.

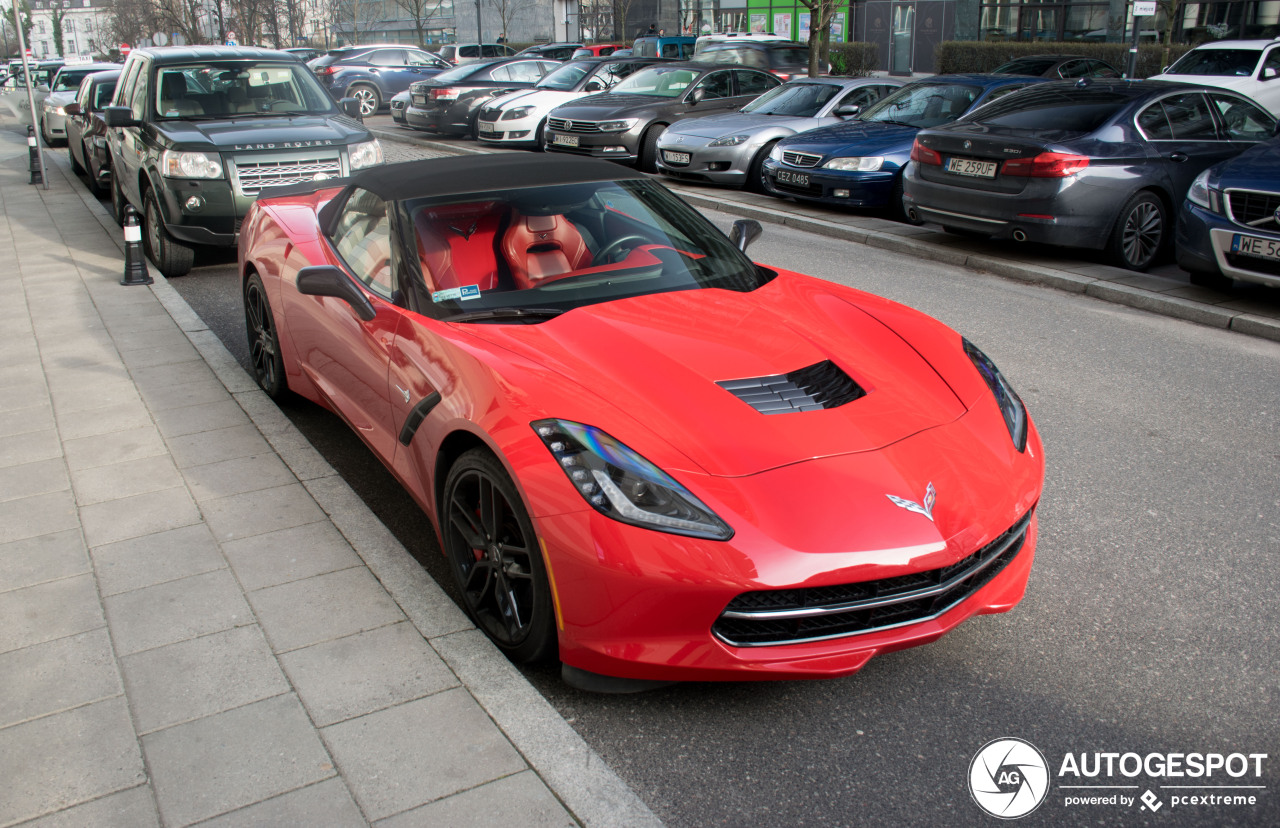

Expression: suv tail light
xmin=431 ymin=88 xmax=460 ymax=101
xmin=910 ymin=138 xmax=942 ymax=166
xmin=1002 ymin=151 xmax=1090 ymax=177
xmin=317 ymin=65 xmax=337 ymax=75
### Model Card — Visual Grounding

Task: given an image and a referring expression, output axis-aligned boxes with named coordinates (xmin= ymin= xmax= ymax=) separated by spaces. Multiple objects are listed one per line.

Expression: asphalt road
xmin=125 ymin=146 xmax=1278 ymax=827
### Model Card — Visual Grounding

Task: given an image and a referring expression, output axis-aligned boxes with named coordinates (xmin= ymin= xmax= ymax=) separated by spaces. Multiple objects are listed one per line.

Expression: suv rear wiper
xmin=447 ymin=307 xmax=565 ymax=323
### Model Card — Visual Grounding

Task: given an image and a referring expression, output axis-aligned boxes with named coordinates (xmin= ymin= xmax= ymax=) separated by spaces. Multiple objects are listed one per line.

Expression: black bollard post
xmin=121 ymin=205 xmax=153 ymax=286
xmin=27 ymin=125 xmax=42 ymax=185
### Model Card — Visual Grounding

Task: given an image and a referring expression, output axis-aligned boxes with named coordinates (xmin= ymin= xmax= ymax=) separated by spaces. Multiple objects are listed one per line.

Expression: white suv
xmin=1150 ymin=39 xmax=1280 ymax=116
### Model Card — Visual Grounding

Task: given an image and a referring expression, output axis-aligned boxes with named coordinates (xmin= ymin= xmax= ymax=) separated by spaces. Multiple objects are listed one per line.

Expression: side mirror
xmin=1264 ymin=67 xmax=1279 ymax=81
xmin=834 ymin=104 xmax=861 ymax=117
xmin=583 ymin=80 xmax=605 ymax=92
xmin=339 ymin=97 xmax=363 ymax=119
xmin=37 ymin=83 xmax=49 ymax=93
xmin=102 ymin=105 xmax=136 ymax=128
xmin=729 ymin=219 xmax=762 ymax=253
xmin=688 ymin=87 xmax=705 ymax=105
xmin=1162 ymin=65 xmax=1170 ymax=74
xmin=296 ymin=265 xmax=377 ymax=321
xmin=64 ymin=101 xmax=81 ymax=116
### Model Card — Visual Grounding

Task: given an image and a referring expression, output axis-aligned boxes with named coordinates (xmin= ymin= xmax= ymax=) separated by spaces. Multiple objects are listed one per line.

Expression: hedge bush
xmin=829 ymin=42 xmax=879 ymax=77
xmin=934 ymin=40 xmax=1194 ymax=79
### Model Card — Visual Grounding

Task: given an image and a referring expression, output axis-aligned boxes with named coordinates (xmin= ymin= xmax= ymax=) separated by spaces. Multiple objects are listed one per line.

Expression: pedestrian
xmin=658 ymin=28 xmax=666 ymax=36
xmin=647 ymin=23 xmax=657 ymax=35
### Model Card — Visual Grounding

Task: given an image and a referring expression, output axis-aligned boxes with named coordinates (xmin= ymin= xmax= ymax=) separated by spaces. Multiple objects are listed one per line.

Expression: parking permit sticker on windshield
xmin=432 ymin=284 xmax=482 ymax=303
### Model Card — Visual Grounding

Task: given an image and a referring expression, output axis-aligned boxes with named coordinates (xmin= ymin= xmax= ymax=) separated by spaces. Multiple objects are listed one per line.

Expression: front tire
xmin=348 ymin=83 xmax=380 ymax=117
xmin=244 ymin=273 xmax=289 ymax=399
xmin=443 ymin=449 xmax=556 ymax=664
xmin=746 ymin=140 xmax=777 ymax=193
xmin=1108 ymin=191 xmax=1165 ymax=271
xmin=637 ymin=125 xmax=663 ymax=173
xmin=142 ymin=187 xmax=195 ymax=278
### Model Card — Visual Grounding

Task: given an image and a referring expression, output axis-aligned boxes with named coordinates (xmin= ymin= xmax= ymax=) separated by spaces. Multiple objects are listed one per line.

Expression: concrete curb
xmin=54 ymin=145 xmax=661 ymax=828
xmin=366 ymin=126 xmax=1280 ymax=344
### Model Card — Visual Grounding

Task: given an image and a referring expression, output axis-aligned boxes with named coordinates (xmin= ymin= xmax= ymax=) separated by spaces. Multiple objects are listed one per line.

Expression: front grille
xmin=782 ymin=150 xmax=821 ymax=168
xmin=717 ymin=360 xmax=864 ymax=414
xmin=234 ymin=156 xmax=342 ymax=196
xmin=478 ymin=107 xmax=500 ymax=122
xmin=1226 ymin=252 xmax=1280 ymax=277
xmin=547 ymin=117 xmax=603 ymax=134
xmin=713 ymin=510 xmax=1034 ymax=646
xmin=390 ymin=99 xmax=405 ymax=111
xmin=1226 ymin=189 xmax=1280 ymax=229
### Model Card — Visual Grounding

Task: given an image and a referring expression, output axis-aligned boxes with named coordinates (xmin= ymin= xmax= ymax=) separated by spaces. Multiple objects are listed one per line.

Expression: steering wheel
xmin=595 ymin=234 xmax=651 ymax=264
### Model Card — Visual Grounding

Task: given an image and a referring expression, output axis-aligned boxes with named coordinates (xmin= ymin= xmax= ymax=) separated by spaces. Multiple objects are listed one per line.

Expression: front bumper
xmin=655 ymin=134 xmax=758 ymax=186
xmin=538 ymin=404 xmax=1045 ymax=682
xmin=1176 ymin=200 xmax=1280 ymax=288
xmin=476 ymin=113 xmax=540 ymax=146
xmin=42 ymin=108 xmax=67 ymax=137
xmin=405 ymin=101 xmax=472 ymax=135
xmin=543 ymin=125 xmax=643 ymax=163
xmin=762 ymin=157 xmax=896 ymax=208
xmin=155 ymin=177 xmax=240 ymax=246
xmin=902 ymin=166 xmax=1117 ymax=249
xmin=390 ymin=99 xmax=407 ymax=124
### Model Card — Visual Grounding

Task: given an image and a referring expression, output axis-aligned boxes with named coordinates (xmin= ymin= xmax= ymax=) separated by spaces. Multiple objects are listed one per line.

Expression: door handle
xmin=1169 ymin=152 xmax=1189 ymax=162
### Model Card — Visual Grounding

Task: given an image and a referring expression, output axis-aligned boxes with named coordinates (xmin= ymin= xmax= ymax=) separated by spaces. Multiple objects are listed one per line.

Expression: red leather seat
xmin=413 ymin=202 xmax=506 ymax=293
xmin=501 ymin=211 xmax=593 ymax=290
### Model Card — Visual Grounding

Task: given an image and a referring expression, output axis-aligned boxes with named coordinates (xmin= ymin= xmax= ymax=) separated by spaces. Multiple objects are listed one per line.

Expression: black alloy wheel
xmin=747 ymin=140 xmax=777 ymax=194
xmin=443 ymin=449 xmax=556 ymax=663
xmin=244 ymin=273 xmax=288 ymax=399
xmin=1109 ymin=191 xmax=1165 ymax=271
xmin=349 ymin=83 xmax=380 ymax=117
xmin=142 ymin=188 xmax=195 ymax=278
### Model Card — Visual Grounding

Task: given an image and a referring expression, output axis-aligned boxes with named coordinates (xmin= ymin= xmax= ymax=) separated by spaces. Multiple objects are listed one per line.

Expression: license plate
xmin=776 ymin=169 xmax=809 ymax=188
xmin=412 ymin=95 xmax=426 ymax=105
xmin=663 ymin=150 xmax=691 ymax=165
xmin=478 ymin=121 xmax=495 ymax=133
xmin=1231 ymin=233 xmax=1280 ymax=260
xmin=552 ymin=134 xmax=578 ymax=147
xmin=945 ymin=157 xmax=998 ymax=178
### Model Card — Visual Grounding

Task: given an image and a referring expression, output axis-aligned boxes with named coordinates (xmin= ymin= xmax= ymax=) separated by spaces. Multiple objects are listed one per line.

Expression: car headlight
xmin=502 ymin=106 xmax=534 ymax=120
xmin=823 ymin=156 xmax=884 ymax=172
xmin=963 ymin=339 xmax=1027 ymax=452
xmin=597 ymin=118 xmax=637 ymax=132
xmin=1186 ymin=168 xmax=1221 ymax=214
xmin=160 ymin=150 xmax=223 ymax=179
xmin=348 ymin=139 xmax=383 ymax=170
xmin=533 ymin=419 xmax=733 ymax=540
xmin=770 ymin=143 xmax=785 ymax=161
xmin=707 ymin=133 xmax=750 ymax=147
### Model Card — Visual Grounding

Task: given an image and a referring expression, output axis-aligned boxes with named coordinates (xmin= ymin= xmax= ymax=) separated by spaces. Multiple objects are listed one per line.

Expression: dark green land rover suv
xmin=104 ymin=46 xmax=383 ymax=277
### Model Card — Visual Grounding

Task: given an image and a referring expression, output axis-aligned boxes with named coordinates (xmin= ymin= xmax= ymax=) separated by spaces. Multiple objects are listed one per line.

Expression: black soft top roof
xmin=343 ymin=154 xmax=647 ymax=202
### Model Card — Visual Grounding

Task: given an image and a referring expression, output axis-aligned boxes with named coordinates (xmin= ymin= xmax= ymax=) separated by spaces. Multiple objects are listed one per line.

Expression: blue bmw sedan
xmin=761 ymin=74 xmax=1047 ymax=218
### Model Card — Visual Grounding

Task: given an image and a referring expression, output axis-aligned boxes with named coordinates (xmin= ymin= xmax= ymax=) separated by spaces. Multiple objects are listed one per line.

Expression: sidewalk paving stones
xmin=0 ymin=119 xmax=661 ymax=828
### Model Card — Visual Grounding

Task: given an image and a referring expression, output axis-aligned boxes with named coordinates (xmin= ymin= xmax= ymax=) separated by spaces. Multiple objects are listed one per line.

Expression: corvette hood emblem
xmin=887 ymin=482 xmax=937 ymax=522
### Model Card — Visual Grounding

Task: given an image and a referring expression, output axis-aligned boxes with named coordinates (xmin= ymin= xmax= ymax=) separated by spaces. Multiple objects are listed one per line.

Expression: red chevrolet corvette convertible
xmin=239 ymin=155 xmax=1044 ymax=690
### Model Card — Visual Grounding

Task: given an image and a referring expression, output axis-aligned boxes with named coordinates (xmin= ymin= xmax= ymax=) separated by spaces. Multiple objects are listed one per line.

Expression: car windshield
xmin=155 ymin=62 xmax=335 ymax=119
xmin=405 ymin=179 xmax=771 ymax=321
xmin=964 ymin=86 xmax=1126 ymax=134
xmin=742 ymin=81 xmax=841 ymax=116
xmin=53 ymin=70 xmax=96 ymax=92
xmin=859 ymin=82 xmax=981 ymax=128
xmin=537 ymin=62 xmax=593 ymax=90
xmin=1166 ymin=49 xmax=1261 ymax=76
xmin=609 ymin=66 xmax=698 ymax=97
xmin=993 ymin=58 xmax=1057 ymax=76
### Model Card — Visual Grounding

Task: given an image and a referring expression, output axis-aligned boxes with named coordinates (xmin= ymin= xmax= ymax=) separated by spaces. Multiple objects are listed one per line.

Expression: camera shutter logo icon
xmin=969 ymin=738 xmax=1050 ymax=819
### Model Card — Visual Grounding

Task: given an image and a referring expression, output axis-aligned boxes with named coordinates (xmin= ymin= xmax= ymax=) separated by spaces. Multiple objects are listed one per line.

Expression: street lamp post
xmin=12 ymin=0 xmax=49 ymax=189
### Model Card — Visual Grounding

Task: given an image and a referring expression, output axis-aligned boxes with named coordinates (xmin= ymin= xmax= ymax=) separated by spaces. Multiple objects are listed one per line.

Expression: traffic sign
xmin=120 ymin=43 xmax=131 ymax=55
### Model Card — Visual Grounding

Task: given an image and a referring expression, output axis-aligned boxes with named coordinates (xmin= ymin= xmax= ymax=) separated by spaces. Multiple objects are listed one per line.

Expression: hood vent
xmin=717 ymin=360 xmax=865 ymax=414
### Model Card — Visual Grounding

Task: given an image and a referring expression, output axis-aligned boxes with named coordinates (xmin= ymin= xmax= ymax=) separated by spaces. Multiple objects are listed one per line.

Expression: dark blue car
xmin=315 ymin=46 xmax=450 ymax=116
xmin=762 ymin=74 xmax=1047 ymax=217
xmin=1177 ymin=137 xmax=1280 ymax=289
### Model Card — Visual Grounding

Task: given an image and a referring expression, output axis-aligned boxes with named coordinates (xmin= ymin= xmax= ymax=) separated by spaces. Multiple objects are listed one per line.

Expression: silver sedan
xmin=655 ymin=76 xmax=905 ymax=191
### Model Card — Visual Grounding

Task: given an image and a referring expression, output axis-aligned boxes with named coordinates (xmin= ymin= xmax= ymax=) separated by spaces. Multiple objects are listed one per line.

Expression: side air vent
xmin=717 ymin=360 xmax=865 ymax=414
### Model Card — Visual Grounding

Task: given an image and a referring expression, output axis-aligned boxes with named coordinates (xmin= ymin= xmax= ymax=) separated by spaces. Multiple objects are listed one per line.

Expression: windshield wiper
xmin=869 ymin=118 xmax=916 ymax=127
xmin=447 ymin=307 xmax=565 ymax=323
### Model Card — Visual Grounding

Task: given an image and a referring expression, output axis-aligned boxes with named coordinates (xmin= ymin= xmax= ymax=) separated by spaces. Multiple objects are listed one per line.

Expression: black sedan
xmin=993 ymin=54 xmax=1120 ymax=79
xmin=65 ymin=69 xmax=120 ymax=196
xmin=902 ymin=80 xmax=1277 ymax=270
xmin=544 ymin=62 xmax=781 ymax=172
xmin=405 ymin=57 xmax=561 ymax=137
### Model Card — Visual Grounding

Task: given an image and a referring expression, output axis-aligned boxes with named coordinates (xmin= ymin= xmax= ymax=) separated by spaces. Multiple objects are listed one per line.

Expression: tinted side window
xmin=115 ymin=58 xmax=141 ymax=106
xmin=460 ymin=46 xmax=478 ymax=58
xmin=332 ymin=189 xmax=394 ymax=299
xmin=405 ymin=50 xmax=435 ymax=66
xmin=734 ymin=69 xmax=775 ymax=96
xmin=1161 ymin=93 xmax=1218 ymax=139
xmin=93 ymin=81 xmax=117 ymax=110
xmin=367 ymin=49 xmax=404 ymax=67
xmin=1089 ymin=61 xmax=1120 ymax=78
xmin=1137 ymin=102 xmax=1174 ymax=139
xmin=1263 ymin=48 xmax=1280 ymax=78
xmin=838 ymin=85 xmax=885 ymax=110
xmin=129 ymin=65 xmax=149 ymax=120
xmin=1210 ymin=93 xmax=1275 ymax=140
xmin=661 ymin=43 xmax=683 ymax=58
xmin=482 ymin=45 xmax=503 ymax=57
xmin=505 ymin=61 xmax=543 ymax=83
xmin=1057 ymin=60 xmax=1086 ymax=79
xmin=696 ymin=70 xmax=733 ymax=99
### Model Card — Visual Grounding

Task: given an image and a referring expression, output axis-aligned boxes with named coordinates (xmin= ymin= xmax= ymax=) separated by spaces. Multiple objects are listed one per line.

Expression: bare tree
xmin=391 ymin=0 xmax=443 ymax=47
xmin=153 ymin=0 xmax=211 ymax=45
xmin=613 ymin=0 xmax=639 ymax=39
xmin=487 ymin=0 xmax=534 ymax=44
xmin=578 ymin=0 xmax=613 ymax=42
xmin=797 ymin=0 xmax=836 ymax=77
xmin=102 ymin=0 xmax=158 ymax=49
xmin=1156 ymin=0 xmax=1186 ymax=69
